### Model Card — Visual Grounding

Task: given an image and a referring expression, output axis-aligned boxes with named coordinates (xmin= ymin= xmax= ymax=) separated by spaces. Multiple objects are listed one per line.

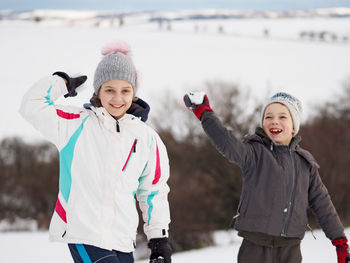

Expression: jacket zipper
xmin=116 ymin=121 xmax=120 ymax=132
xmin=281 ymin=148 xmax=296 ymax=237
xmin=122 ymin=139 xmax=138 ymax=171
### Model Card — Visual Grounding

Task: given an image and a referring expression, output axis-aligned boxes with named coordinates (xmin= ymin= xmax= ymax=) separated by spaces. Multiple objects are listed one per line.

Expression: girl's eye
xmin=265 ymin=116 xmax=271 ymax=119
xmin=122 ymin=89 xmax=131 ymax=94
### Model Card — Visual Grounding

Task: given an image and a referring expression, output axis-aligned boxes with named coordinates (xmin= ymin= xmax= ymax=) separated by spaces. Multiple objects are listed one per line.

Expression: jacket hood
xmin=126 ymin=97 xmax=150 ymax=122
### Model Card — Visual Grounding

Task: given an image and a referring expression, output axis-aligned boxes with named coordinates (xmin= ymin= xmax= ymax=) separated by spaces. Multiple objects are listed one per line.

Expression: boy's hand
xmin=148 ymin=237 xmax=171 ymax=263
xmin=183 ymin=91 xmax=213 ymax=121
xmin=53 ymin=71 xmax=87 ymax=98
xmin=332 ymin=236 xmax=350 ymax=263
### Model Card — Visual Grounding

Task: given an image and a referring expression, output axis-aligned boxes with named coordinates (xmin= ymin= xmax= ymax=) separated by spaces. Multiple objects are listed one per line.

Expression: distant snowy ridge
xmin=1 ymin=7 xmax=350 ymax=23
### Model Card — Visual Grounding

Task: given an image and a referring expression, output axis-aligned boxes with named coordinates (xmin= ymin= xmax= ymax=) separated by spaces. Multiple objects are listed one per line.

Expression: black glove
xmin=148 ymin=237 xmax=171 ymax=263
xmin=53 ymin=71 xmax=87 ymax=98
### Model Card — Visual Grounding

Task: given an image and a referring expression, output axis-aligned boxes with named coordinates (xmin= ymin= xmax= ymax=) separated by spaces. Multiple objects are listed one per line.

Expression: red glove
xmin=332 ymin=237 xmax=350 ymax=263
xmin=183 ymin=92 xmax=213 ymax=121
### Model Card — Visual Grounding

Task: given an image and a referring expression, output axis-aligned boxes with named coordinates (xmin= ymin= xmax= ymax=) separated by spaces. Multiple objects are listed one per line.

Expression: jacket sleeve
xmin=308 ymin=166 xmax=345 ymax=240
xmin=19 ymin=75 xmax=86 ymax=148
xmin=136 ymin=131 xmax=171 ymax=240
xmin=201 ymin=111 xmax=254 ymax=171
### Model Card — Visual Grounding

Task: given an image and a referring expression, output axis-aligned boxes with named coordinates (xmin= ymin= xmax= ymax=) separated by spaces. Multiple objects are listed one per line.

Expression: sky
xmin=1 ymin=0 xmax=350 ymax=11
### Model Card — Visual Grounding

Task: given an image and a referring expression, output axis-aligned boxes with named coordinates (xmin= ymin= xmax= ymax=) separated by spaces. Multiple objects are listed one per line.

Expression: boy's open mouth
xmin=270 ymin=128 xmax=282 ymax=136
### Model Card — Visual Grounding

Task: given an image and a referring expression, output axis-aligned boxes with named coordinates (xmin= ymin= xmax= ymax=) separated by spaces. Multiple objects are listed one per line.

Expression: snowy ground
xmin=0 ymin=227 xmax=348 ymax=262
xmin=0 ymin=17 xmax=350 ymax=141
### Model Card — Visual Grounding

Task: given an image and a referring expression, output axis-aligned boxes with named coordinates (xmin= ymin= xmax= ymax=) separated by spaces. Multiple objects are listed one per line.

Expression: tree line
xmin=1 ymin=80 xmax=349 ymax=251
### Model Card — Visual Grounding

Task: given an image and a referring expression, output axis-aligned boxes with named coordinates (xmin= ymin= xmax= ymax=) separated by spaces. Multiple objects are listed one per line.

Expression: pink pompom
xmin=101 ymin=41 xmax=132 ymax=56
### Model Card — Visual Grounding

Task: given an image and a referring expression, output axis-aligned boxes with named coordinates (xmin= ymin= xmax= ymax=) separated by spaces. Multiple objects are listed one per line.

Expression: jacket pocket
xmin=122 ymin=138 xmax=138 ymax=172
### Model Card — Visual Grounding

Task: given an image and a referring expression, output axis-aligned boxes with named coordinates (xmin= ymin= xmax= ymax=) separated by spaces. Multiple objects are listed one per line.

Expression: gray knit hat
xmin=260 ymin=92 xmax=302 ymax=135
xmin=93 ymin=41 xmax=137 ymax=94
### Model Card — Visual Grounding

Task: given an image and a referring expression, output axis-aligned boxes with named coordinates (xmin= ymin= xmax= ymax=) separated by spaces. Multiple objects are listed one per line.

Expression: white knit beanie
xmin=93 ymin=41 xmax=137 ymax=94
xmin=261 ymin=92 xmax=302 ymax=135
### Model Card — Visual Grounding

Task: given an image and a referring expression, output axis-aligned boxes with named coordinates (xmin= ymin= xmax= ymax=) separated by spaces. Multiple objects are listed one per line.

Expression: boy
xmin=184 ymin=91 xmax=349 ymax=263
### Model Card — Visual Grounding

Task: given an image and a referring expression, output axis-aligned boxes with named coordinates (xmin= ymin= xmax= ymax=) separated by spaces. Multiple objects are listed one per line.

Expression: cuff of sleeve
xmin=146 ymin=228 xmax=169 ymax=240
xmin=200 ymin=110 xmax=214 ymax=121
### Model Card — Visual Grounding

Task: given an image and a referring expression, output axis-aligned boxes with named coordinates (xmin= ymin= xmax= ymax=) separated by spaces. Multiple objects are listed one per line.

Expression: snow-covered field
xmin=0 ymin=228 xmax=348 ymax=262
xmin=0 ymin=16 xmax=350 ymax=141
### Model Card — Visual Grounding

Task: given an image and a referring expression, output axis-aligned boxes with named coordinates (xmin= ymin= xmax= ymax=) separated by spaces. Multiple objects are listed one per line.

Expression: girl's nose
xmin=111 ymin=93 xmax=122 ymax=102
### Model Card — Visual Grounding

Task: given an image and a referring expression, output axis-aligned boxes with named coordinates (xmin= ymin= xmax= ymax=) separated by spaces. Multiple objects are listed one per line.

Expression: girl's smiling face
xmin=98 ymin=79 xmax=134 ymax=120
xmin=262 ymin=103 xmax=294 ymax=146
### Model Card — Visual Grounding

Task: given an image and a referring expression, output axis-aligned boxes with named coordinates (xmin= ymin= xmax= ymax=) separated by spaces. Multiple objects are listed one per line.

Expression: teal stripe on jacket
xmin=59 ymin=116 xmax=89 ymax=202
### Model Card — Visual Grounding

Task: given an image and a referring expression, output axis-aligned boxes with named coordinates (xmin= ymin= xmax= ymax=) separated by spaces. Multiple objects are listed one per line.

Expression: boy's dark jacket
xmin=201 ymin=111 xmax=344 ymax=240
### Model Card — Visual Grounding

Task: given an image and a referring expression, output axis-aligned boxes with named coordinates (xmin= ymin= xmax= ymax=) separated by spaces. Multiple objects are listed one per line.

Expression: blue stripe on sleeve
xmin=147 ymin=190 xmax=159 ymax=225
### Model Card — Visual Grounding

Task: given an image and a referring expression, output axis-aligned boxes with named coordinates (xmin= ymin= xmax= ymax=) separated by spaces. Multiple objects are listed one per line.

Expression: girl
xmin=183 ymin=91 xmax=349 ymax=263
xmin=20 ymin=42 xmax=171 ymax=263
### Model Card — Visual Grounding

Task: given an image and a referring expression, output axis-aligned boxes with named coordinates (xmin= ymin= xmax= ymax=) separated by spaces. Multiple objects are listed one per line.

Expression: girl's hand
xmin=53 ymin=71 xmax=87 ymax=98
xmin=148 ymin=237 xmax=171 ymax=263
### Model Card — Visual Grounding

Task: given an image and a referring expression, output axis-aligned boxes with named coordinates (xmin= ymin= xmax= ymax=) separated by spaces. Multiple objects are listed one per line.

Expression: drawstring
xmin=307 ymin=224 xmax=317 ymax=240
xmin=229 ymin=213 xmax=240 ymax=228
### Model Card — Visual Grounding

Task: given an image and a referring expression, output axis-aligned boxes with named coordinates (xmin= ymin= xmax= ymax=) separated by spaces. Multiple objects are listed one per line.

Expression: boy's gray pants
xmin=238 ymin=239 xmax=302 ymax=263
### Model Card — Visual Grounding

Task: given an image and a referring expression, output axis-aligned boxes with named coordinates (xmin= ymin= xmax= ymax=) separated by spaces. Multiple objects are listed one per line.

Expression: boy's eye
xmin=122 ymin=89 xmax=131 ymax=93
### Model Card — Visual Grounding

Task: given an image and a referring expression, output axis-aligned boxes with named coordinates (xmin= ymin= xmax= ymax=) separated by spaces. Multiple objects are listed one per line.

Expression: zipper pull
xmin=116 ymin=121 xmax=120 ymax=132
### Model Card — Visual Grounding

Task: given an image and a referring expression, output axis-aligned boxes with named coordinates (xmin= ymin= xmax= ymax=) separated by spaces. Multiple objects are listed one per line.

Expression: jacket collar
xmin=245 ymin=128 xmax=319 ymax=167
xmin=246 ymin=127 xmax=301 ymax=151
xmin=90 ymin=106 xmax=136 ymax=132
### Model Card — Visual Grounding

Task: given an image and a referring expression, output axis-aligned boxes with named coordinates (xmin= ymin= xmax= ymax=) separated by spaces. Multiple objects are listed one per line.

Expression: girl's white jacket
xmin=19 ymin=75 xmax=171 ymax=252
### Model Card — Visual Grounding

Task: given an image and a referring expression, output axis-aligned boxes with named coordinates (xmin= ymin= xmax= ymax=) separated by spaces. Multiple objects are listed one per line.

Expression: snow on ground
xmin=0 ymin=227 xmax=348 ymax=262
xmin=0 ymin=17 xmax=350 ymax=141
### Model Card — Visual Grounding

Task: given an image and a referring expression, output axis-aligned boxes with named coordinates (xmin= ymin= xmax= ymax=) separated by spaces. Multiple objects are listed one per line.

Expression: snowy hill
xmin=2 ymin=8 xmax=350 ymax=24
xmin=1 ymin=15 xmax=350 ymax=140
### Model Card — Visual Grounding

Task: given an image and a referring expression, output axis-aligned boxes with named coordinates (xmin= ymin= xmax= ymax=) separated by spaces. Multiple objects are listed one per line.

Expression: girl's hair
xmin=90 ymin=93 xmax=102 ymax=107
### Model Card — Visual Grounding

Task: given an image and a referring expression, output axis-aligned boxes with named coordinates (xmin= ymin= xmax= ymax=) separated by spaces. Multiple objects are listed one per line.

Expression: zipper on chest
xmin=116 ymin=121 xmax=120 ymax=132
xmin=281 ymin=149 xmax=296 ymax=237
xmin=122 ymin=138 xmax=138 ymax=172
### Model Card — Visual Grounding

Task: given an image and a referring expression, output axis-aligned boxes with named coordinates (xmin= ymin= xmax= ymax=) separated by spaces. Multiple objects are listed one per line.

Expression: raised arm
xmin=183 ymin=91 xmax=253 ymax=169
xmin=19 ymin=74 xmax=87 ymax=146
